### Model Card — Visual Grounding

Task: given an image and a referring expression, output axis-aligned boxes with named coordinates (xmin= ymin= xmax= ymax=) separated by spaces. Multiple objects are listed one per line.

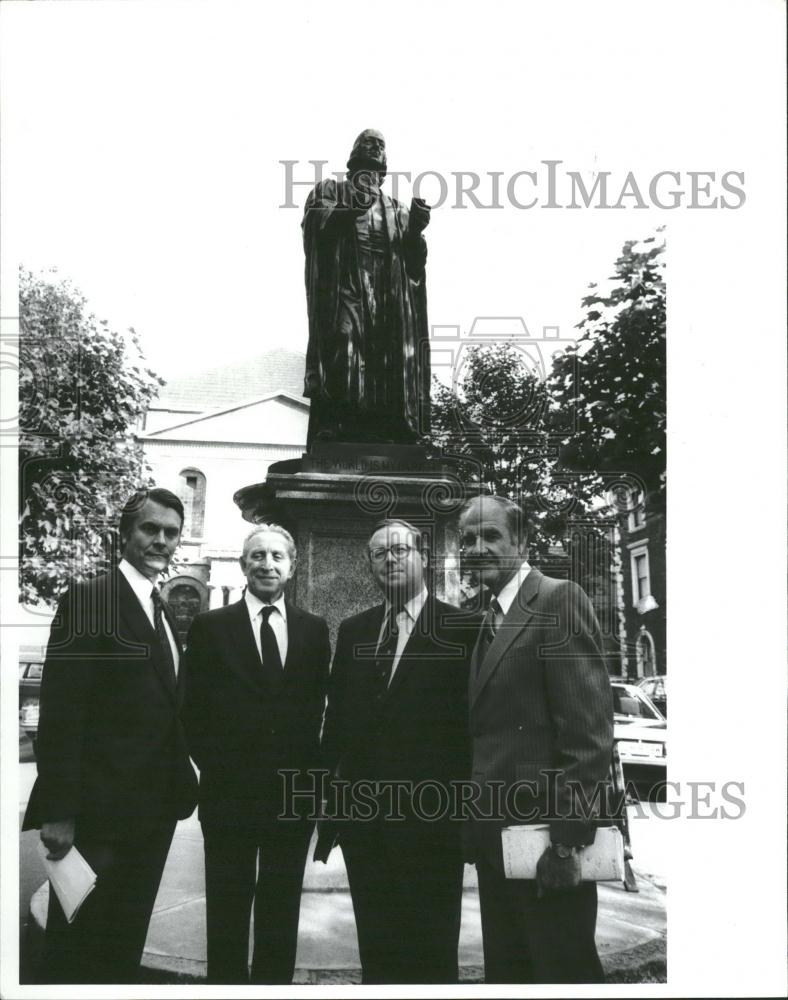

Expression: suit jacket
xmin=23 ymin=571 xmax=198 ymax=840
xmin=321 ymin=595 xmax=478 ymax=840
xmin=182 ymin=597 xmax=330 ymax=828
xmin=467 ymin=569 xmax=614 ymax=868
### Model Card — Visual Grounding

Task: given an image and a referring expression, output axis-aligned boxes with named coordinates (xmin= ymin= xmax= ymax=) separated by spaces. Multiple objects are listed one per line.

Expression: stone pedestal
xmin=234 ymin=446 xmax=478 ymax=640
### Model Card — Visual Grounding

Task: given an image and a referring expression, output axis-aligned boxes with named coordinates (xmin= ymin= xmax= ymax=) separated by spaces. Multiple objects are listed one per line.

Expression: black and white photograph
xmin=0 ymin=1 xmax=785 ymax=996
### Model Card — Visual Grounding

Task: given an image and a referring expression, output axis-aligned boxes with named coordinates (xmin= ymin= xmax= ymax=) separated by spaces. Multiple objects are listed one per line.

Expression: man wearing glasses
xmin=319 ymin=518 xmax=478 ymax=984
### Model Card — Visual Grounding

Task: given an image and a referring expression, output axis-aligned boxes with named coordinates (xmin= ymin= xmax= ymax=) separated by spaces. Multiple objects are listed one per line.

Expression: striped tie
xmin=151 ymin=588 xmax=176 ymax=683
xmin=476 ymin=596 xmax=501 ymax=673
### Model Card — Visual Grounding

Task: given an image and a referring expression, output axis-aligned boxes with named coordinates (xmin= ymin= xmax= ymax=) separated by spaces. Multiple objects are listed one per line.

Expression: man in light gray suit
xmin=458 ymin=495 xmax=614 ymax=984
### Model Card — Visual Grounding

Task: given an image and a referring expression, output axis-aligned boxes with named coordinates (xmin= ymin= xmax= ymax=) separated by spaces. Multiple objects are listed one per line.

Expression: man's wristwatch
xmin=552 ymin=843 xmax=578 ymax=859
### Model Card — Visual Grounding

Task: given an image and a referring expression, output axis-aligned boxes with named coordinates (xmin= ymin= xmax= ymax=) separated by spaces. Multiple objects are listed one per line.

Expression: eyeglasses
xmin=369 ymin=543 xmax=415 ymax=563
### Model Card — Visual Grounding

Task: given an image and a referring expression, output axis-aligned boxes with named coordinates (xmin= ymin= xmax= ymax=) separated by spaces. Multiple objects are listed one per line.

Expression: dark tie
xmin=151 ymin=588 xmax=176 ymax=683
xmin=375 ymin=608 xmax=400 ymax=692
xmin=259 ymin=605 xmax=284 ymax=685
xmin=476 ymin=596 xmax=501 ymax=672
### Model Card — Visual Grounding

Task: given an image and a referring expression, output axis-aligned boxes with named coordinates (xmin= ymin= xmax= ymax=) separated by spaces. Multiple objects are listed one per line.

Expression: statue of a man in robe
xmin=302 ymin=130 xmax=431 ymax=448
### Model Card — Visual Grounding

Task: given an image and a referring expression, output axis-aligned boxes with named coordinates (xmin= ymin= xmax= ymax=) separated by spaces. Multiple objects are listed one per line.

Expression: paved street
xmin=18 ymin=762 xmax=667 ymax=984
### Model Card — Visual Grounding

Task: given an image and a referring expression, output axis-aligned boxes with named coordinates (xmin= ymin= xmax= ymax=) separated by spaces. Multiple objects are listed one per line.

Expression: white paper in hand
xmin=37 ymin=842 xmax=97 ymax=923
xmin=501 ymin=824 xmax=625 ymax=881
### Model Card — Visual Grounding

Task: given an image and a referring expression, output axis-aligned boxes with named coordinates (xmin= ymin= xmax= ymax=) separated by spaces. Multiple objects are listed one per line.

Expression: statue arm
xmin=400 ymin=197 xmax=430 ymax=281
xmin=402 ymin=225 xmax=428 ymax=282
xmin=303 ymin=179 xmax=364 ymax=248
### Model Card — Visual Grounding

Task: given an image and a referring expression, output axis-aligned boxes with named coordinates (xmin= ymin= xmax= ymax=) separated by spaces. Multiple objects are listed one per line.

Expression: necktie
xmin=260 ymin=605 xmax=283 ymax=685
xmin=375 ymin=608 xmax=400 ymax=691
xmin=151 ymin=588 xmax=176 ymax=683
xmin=476 ymin=596 xmax=501 ymax=672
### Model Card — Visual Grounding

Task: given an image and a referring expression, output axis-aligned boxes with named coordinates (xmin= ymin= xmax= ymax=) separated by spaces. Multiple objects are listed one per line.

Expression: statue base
xmin=234 ymin=451 xmax=479 ymax=639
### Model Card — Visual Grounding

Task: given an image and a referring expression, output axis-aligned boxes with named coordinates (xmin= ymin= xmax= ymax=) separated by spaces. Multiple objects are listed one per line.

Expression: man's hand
xmin=408 ymin=197 xmax=431 ymax=234
xmin=535 ymin=844 xmax=582 ymax=898
xmin=41 ymin=818 xmax=76 ymax=861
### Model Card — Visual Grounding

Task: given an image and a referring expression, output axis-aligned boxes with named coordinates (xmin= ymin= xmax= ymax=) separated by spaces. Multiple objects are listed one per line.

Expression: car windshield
xmin=613 ymin=685 xmax=663 ymax=722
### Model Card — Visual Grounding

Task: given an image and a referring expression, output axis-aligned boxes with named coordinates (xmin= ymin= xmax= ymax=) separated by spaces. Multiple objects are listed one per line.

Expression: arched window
xmin=177 ymin=468 xmax=206 ymax=539
xmin=635 ymin=628 xmax=656 ymax=678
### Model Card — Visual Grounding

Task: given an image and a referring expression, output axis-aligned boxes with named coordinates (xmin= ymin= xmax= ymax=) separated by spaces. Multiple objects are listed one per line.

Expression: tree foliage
xmin=19 ymin=268 xmax=163 ymax=605
xmin=547 ymin=233 xmax=666 ymax=512
xmin=430 ymin=342 xmax=569 ymax=557
xmin=429 ymin=233 xmax=666 ymax=621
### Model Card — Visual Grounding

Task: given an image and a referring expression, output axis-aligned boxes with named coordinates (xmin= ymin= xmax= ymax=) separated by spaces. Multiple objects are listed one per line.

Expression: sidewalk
xmin=27 ymin=809 xmax=667 ymax=984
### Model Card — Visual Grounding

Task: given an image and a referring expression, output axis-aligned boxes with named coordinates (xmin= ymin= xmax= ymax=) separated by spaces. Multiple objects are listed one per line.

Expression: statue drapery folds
xmin=302 ymin=130 xmax=431 ymax=448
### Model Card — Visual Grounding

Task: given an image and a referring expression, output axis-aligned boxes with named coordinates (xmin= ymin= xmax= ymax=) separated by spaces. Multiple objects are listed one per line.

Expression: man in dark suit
xmin=458 ymin=495 xmax=614 ymax=984
xmin=183 ymin=524 xmax=330 ymax=985
xmin=23 ymin=487 xmax=199 ymax=984
xmin=319 ymin=517 xmax=478 ymax=984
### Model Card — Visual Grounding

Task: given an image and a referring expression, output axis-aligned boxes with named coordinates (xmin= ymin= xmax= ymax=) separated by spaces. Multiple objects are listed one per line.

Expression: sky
xmin=1 ymin=0 xmax=758 ymax=382
xmin=1 ymin=2 xmax=786 ymax=997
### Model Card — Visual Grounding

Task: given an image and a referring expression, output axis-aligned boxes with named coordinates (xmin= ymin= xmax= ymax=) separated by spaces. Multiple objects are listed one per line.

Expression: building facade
xmin=141 ymin=350 xmax=308 ymax=622
xmin=617 ymin=490 xmax=666 ymax=680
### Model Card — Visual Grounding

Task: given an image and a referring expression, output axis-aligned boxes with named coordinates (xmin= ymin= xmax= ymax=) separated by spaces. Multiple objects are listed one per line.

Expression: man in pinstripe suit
xmin=458 ymin=495 xmax=614 ymax=984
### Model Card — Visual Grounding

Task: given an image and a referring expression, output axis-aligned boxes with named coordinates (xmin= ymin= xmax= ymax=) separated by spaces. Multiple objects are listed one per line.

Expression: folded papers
xmin=501 ymin=824 xmax=625 ymax=881
xmin=37 ymin=842 xmax=97 ymax=923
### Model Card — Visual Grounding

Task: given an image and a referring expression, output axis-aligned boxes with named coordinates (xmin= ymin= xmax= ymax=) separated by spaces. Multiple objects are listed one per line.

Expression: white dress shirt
xmin=244 ymin=589 xmax=289 ymax=666
xmin=492 ymin=560 xmax=532 ymax=625
xmin=376 ymin=586 xmax=428 ymax=685
xmin=118 ymin=558 xmax=180 ymax=676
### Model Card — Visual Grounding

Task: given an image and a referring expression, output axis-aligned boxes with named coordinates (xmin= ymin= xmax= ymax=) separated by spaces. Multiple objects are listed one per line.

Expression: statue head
xmin=347 ymin=129 xmax=387 ymax=181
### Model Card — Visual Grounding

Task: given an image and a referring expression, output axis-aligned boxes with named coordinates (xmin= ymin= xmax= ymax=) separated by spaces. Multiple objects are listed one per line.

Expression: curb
xmin=28 ymin=882 xmax=666 ymax=986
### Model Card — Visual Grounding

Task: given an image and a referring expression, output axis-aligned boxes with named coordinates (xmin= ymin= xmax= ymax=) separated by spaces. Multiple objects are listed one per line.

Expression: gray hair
xmin=241 ymin=523 xmax=297 ymax=563
xmin=459 ymin=495 xmax=529 ymax=548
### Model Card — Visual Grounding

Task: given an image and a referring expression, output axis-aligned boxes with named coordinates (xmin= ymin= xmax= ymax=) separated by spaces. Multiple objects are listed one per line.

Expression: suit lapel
xmin=116 ymin=571 xmax=177 ymax=703
xmin=384 ymin=599 xmax=433 ymax=703
xmin=469 ymin=569 xmax=545 ymax=710
xmin=353 ymin=604 xmax=387 ymax=665
xmin=160 ymin=597 xmax=187 ymax=704
xmin=282 ymin=600 xmax=304 ymax=689
xmin=226 ymin=598 xmax=267 ymax=692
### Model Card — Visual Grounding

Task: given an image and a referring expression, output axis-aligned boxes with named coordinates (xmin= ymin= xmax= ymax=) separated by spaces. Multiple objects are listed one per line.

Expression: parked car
xmin=637 ymin=674 xmax=667 ymax=717
xmin=19 ymin=723 xmax=36 ymax=764
xmin=611 ymin=681 xmax=666 ymax=801
xmin=19 ymin=648 xmax=44 ymax=756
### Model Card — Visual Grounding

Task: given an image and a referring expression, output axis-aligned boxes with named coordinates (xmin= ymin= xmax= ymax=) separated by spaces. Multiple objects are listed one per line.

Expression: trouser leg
xmin=477 ymin=856 xmax=604 ymax=984
xmin=384 ymin=833 xmax=464 ymax=984
xmin=41 ymin=822 xmax=175 ymax=985
xmin=249 ymin=818 xmax=312 ymax=985
xmin=202 ymin=824 xmax=258 ymax=984
xmin=341 ymin=824 xmax=398 ymax=984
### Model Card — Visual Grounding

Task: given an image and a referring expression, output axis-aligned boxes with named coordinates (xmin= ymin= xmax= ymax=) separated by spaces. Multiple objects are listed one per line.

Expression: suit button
xmin=270 ymin=728 xmax=277 ymax=735
xmin=518 ymin=725 xmax=523 ymax=731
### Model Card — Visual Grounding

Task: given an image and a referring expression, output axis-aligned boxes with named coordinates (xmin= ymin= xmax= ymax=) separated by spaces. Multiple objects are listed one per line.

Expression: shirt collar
xmin=495 ymin=561 xmax=532 ymax=616
xmin=244 ymin=587 xmax=288 ymax=622
xmin=119 ymin=557 xmax=159 ymax=605
xmin=385 ymin=586 xmax=428 ymax=624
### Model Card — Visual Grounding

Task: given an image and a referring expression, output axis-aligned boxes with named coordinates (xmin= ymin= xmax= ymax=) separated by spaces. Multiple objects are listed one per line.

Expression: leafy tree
xmin=429 ymin=231 xmax=665 ymax=635
xmin=430 ymin=345 xmax=617 ymax=628
xmin=432 ymin=341 xmax=580 ymax=555
xmin=547 ymin=232 xmax=666 ymax=514
xmin=19 ymin=268 xmax=163 ymax=606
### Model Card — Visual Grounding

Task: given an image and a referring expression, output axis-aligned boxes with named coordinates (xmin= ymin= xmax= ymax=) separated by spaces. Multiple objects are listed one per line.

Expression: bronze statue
xmin=302 ymin=130 xmax=431 ymax=448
